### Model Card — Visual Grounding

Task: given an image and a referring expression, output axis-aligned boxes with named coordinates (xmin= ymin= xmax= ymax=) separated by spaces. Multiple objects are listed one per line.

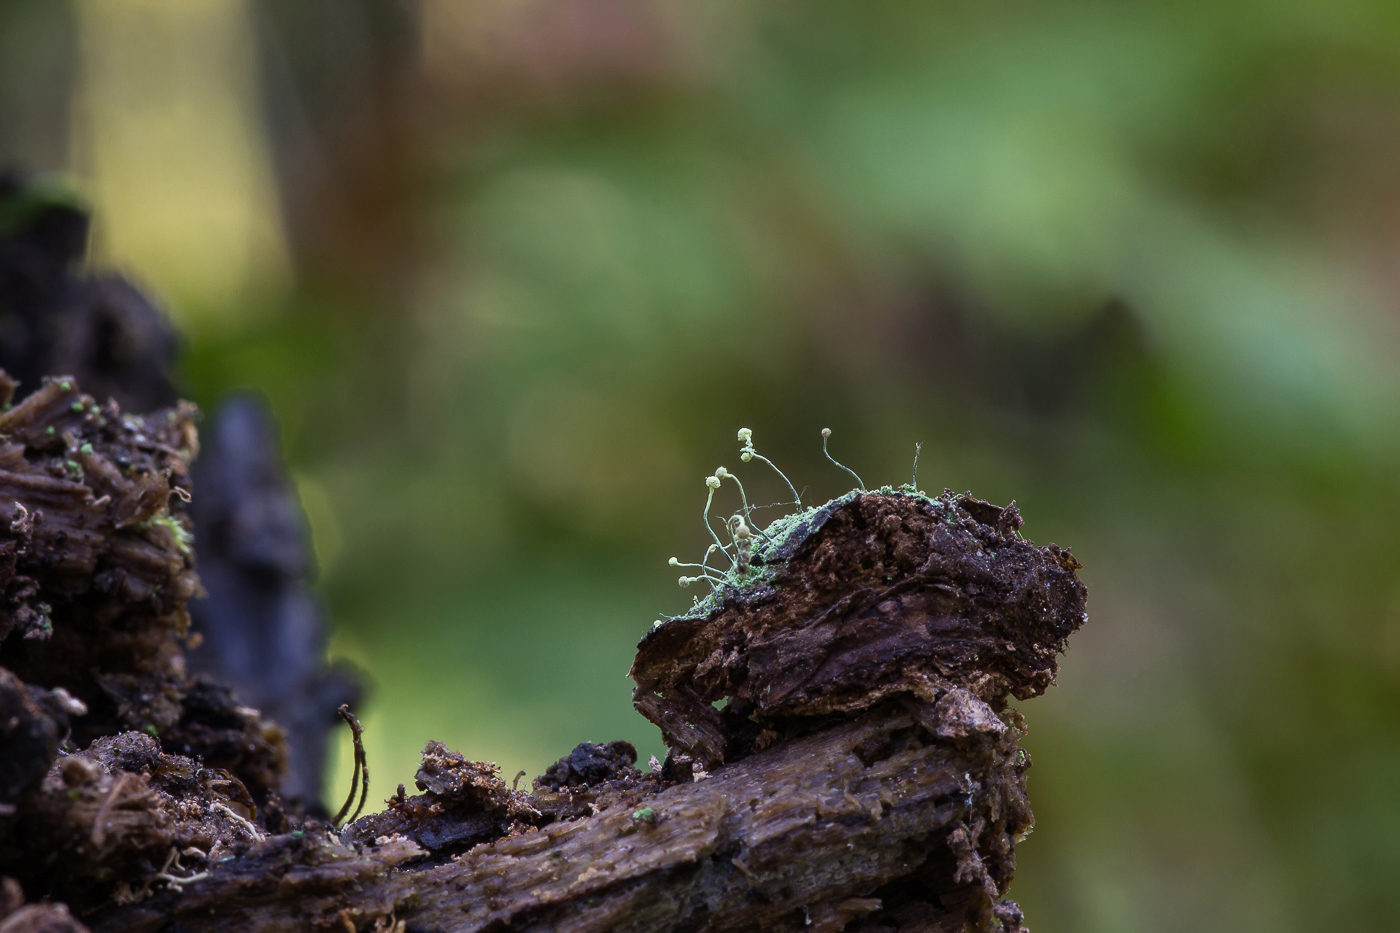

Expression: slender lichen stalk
xmin=702 ymin=475 xmax=735 ymax=566
xmin=910 ymin=442 xmax=922 ymax=491
xmin=669 ymin=552 xmax=725 ymax=593
xmin=821 ymin=427 xmax=865 ymax=491
xmin=697 ymin=543 xmax=727 ymax=585
xmin=715 ymin=466 xmax=768 ymax=541
xmin=737 ymin=428 xmax=802 ymax=509
xmin=677 ymin=573 xmax=727 ymax=590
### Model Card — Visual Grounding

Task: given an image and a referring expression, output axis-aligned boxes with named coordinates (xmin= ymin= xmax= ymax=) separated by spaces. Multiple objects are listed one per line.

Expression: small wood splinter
xmin=333 ymin=704 xmax=370 ymax=827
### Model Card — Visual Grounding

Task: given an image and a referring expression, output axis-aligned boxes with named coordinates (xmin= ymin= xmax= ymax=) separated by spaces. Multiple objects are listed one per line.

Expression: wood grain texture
xmin=97 ymin=700 xmax=1032 ymax=932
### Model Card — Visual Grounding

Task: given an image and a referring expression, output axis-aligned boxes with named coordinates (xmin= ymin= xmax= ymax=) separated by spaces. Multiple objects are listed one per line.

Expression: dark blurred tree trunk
xmin=0 ymin=166 xmax=359 ymax=810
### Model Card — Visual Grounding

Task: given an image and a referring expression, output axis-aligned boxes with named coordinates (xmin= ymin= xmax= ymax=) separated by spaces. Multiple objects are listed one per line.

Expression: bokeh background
xmin=4 ymin=1 xmax=1400 ymax=929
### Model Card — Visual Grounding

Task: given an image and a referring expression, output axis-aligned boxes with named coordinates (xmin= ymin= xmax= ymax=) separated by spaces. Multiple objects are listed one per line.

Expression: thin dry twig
xmin=333 ymin=704 xmax=369 ymax=827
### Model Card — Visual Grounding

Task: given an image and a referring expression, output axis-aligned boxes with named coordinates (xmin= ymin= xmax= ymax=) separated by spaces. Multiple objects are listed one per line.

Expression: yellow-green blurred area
xmin=5 ymin=0 xmax=1400 ymax=929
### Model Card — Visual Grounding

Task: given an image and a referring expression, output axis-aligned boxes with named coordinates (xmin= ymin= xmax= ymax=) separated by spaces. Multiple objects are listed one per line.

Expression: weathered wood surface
xmin=97 ymin=699 xmax=1030 ymax=933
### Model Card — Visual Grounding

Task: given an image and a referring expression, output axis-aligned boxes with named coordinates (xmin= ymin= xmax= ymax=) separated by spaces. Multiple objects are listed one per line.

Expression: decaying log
xmin=0 ymin=164 xmax=1088 ymax=931
xmin=0 ymin=374 xmax=1087 ymax=929
xmin=67 ymin=481 xmax=1079 ymax=932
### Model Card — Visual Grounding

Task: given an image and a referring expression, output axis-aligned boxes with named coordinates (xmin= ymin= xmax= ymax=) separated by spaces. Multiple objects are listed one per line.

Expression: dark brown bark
xmin=0 ymin=375 xmax=291 ymax=913
xmin=98 ymin=699 xmax=1033 ymax=933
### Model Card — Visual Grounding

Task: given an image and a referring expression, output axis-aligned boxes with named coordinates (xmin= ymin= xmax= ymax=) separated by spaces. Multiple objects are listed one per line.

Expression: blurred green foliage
xmin=5 ymin=1 xmax=1400 ymax=929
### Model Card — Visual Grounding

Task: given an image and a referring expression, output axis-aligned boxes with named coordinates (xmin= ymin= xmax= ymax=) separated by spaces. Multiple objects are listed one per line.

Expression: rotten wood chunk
xmin=343 ymin=741 xmax=543 ymax=854
xmin=536 ymin=739 xmax=639 ymax=789
xmin=0 ymin=371 xmax=199 ymax=743
xmin=631 ymin=489 xmax=1087 ymax=764
xmin=342 ymin=740 xmax=661 ymax=856
xmin=0 ymin=667 xmax=84 ymax=820
xmin=0 ymin=374 xmax=295 ymax=915
xmin=0 ymin=373 xmax=287 ymax=803
xmin=0 ymin=731 xmax=265 ymax=914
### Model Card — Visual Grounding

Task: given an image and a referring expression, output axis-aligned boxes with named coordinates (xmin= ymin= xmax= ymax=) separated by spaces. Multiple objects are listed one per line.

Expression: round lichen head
xmin=820 ymin=427 xmax=864 ymax=491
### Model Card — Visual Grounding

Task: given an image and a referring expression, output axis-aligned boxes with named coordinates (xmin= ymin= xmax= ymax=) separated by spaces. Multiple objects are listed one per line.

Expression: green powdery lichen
xmin=141 ymin=513 xmax=193 ymax=556
xmin=28 ymin=603 xmax=53 ymax=640
xmin=661 ymin=432 xmax=960 ymax=628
